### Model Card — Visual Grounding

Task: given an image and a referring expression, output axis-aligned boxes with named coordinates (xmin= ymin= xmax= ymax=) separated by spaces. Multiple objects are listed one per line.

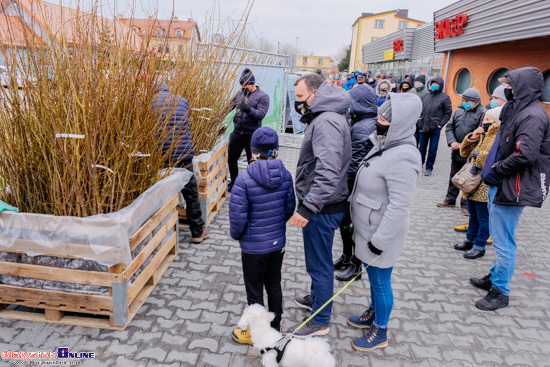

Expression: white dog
xmin=237 ymin=304 xmax=336 ymax=367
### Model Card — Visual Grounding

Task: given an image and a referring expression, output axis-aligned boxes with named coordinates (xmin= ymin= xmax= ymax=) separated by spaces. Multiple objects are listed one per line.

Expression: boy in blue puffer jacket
xmin=229 ymin=127 xmax=295 ymax=345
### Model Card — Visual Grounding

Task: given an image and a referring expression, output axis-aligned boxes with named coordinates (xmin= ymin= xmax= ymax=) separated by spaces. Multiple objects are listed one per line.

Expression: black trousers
xmin=175 ymin=160 xmax=205 ymax=238
xmin=338 ymin=203 xmax=361 ymax=265
xmin=444 ymin=157 xmax=468 ymax=209
xmin=242 ymin=250 xmax=284 ymax=329
xmin=228 ymin=131 xmax=252 ymax=185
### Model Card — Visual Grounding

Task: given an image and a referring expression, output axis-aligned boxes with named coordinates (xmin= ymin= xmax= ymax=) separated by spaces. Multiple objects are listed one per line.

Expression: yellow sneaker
xmin=454 ymin=221 xmax=469 ymax=233
xmin=231 ymin=328 xmax=252 ymax=345
xmin=487 ymin=236 xmax=492 ymax=244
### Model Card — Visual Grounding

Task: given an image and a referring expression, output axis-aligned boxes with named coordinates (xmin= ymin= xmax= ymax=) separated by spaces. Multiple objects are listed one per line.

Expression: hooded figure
xmin=399 ymin=78 xmax=413 ymax=93
xmin=375 ymin=79 xmax=391 ymax=107
xmin=410 ymin=75 xmax=428 ymax=98
xmin=388 ymin=77 xmax=399 ymax=93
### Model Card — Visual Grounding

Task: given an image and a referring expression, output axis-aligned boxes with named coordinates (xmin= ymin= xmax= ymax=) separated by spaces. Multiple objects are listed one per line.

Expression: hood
xmin=155 ymin=82 xmax=170 ymax=94
xmin=400 ymin=79 xmax=413 ymax=90
xmin=349 ymin=84 xmax=377 ymax=117
xmin=376 ymin=79 xmax=392 ymax=98
xmin=375 ymin=93 xmax=422 ymax=149
xmin=309 ymin=81 xmax=350 ymax=115
xmin=504 ymin=67 xmax=544 ymax=112
xmin=427 ymin=76 xmax=445 ymax=94
xmin=247 ymin=159 xmax=286 ymax=189
xmin=415 ymin=75 xmax=426 ymax=85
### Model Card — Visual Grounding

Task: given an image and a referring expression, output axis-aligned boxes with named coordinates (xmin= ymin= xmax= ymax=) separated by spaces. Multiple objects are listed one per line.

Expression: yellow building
xmin=349 ymin=9 xmax=425 ymax=72
xmin=296 ymin=55 xmax=334 ymax=75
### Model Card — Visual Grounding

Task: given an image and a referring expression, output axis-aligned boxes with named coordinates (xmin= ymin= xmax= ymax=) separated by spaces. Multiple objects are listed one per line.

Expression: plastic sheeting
xmin=0 ymin=169 xmax=192 ymax=267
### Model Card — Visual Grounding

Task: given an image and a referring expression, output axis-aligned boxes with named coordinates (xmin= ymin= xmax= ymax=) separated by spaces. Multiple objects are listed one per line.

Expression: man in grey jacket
xmin=288 ymin=73 xmax=352 ymax=338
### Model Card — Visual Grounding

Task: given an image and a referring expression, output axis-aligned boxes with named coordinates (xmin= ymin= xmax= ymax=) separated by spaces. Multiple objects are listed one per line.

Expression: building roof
xmin=0 ymin=14 xmax=39 ymax=47
xmin=119 ymin=17 xmax=200 ymax=42
xmin=352 ymin=9 xmax=426 ymax=27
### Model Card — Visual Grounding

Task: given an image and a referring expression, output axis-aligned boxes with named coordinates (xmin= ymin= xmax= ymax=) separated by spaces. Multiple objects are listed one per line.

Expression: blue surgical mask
xmin=490 ymin=100 xmax=499 ymax=109
xmin=462 ymin=102 xmax=472 ymax=110
xmin=430 ymin=84 xmax=440 ymax=91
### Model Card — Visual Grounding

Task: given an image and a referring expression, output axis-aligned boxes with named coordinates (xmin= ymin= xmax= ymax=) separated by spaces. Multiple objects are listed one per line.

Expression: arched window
xmin=455 ymin=68 xmax=471 ymax=95
xmin=541 ymin=70 xmax=550 ymax=103
xmin=488 ymin=68 xmax=509 ymax=95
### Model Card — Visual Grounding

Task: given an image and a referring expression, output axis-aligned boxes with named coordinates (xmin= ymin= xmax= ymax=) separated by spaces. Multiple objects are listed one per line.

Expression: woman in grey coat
xmin=347 ymin=93 xmax=422 ymax=352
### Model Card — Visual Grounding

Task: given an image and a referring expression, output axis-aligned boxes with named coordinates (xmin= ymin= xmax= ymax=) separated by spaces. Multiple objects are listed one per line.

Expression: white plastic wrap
xmin=0 ymin=169 xmax=192 ymax=267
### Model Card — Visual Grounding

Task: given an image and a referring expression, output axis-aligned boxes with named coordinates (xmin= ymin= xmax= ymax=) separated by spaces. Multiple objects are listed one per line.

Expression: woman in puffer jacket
xmin=454 ymin=107 xmax=502 ymax=260
xmin=375 ymin=79 xmax=391 ymax=107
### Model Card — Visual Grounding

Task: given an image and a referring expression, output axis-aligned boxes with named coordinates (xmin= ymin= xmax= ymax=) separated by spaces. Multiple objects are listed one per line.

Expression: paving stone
xmin=134 ymin=345 xmax=170 ymax=363
xmin=165 ymin=348 xmax=199 ymax=365
xmin=187 ymin=337 xmax=219 ymax=353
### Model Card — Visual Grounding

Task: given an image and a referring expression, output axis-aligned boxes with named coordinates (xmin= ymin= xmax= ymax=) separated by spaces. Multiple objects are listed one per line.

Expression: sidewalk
xmin=1 ymin=142 xmax=549 ymax=367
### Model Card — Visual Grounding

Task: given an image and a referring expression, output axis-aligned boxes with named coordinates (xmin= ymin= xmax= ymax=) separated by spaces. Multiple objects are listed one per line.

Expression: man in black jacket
xmin=228 ymin=68 xmax=270 ymax=191
xmin=439 ymin=88 xmax=486 ymax=214
xmin=418 ymin=77 xmax=453 ymax=176
xmin=471 ymin=67 xmax=550 ymax=311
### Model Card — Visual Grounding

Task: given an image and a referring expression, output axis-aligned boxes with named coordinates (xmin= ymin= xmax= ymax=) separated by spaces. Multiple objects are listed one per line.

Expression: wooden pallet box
xmin=0 ymin=172 xmax=191 ymax=330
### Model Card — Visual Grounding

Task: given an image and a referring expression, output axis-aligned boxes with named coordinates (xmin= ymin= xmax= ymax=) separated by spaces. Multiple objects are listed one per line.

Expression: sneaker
xmin=288 ymin=318 xmax=329 ymax=339
xmin=487 ymin=236 xmax=492 ymax=244
xmin=470 ymin=273 xmax=492 ymax=291
xmin=352 ymin=325 xmax=388 ymax=352
xmin=231 ymin=327 xmax=252 ymax=345
xmin=295 ymin=295 xmax=313 ymax=311
xmin=348 ymin=308 xmax=375 ymax=329
xmin=454 ymin=221 xmax=469 ymax=232
xmin=191 ymin=229 xmax=209 ymax=244
xmin=475 ymin=286 xmax=509 ymax=311
xmin=424 ymin=170 xmax=432 ymax=176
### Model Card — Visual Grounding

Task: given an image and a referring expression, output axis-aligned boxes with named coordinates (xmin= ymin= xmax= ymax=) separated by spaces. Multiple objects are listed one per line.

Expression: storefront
xmin=362 ymin=23 xmax=445 ymax=80
xmin=435 ymin=0 xmax=550 ymax=114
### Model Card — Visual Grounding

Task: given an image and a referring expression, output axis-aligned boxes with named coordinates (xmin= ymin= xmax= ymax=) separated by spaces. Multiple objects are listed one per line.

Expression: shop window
xmin=375 ymin=20 xmax=385 ymax=28
xmin=488 ymin=68 xmax=509 ymax=95
xmin=541 ymin=70 xmax=550 ymax=103
xmin=455 ymin=68 xmax=471 ymax=95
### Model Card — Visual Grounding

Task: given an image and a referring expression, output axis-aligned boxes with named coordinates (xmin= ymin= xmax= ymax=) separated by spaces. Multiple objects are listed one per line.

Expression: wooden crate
xmin=0 ymin=194 xmax=179 ymax=330
xmin=178 ymin=142 xmax=228 ymax=227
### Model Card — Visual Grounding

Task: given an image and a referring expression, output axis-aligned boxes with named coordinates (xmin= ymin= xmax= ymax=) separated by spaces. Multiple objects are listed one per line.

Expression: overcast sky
xmin=126 ymin=0 xmax=459 ymax=57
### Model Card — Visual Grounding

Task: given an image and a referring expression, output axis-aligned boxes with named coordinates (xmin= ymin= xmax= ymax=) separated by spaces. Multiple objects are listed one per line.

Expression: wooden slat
xmin=129 ymin=194 xmax=179 ymax=251
xmin=197 ymin=142 xmax=229 ymax=171
xmin=207 ymin=182 xmax=227 ymax=214
xmin=45 ymin=309 xmax=63 ymax=321
xmin=123 ymin=212 xmax=177 ymax=280
xmin=0 ymin=309 xmax=122 ymax=330
xmin=0 ymin=262 xmax=121 ymax=287
xmin=0 ymin=284 xmax=113 ymax=310
xmin=0 ymin=240 xmax=122 ymax=262
xmin=198 ymin=168 xmax=227 ymax=200
xmin=198 ymin=155 xmax=228 ymax=187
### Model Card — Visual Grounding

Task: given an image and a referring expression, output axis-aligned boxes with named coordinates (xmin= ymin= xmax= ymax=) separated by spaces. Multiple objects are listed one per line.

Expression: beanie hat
xmin=462 ymin=87 xmax=481 ymax=102
xmin=239 ymin=68 xmax=255 ymax=86
xmin=415 ymin=75 xmax=426 ymax=84
xmin=378 ymin=99 xmax=392 ymax=122
xmin=251 ymin=127 xmax=279 ymax=158
xmin=491 ymin=85 xmax=507 ymax=101
xmin=485 ymin=106 xmax=503 ymax=125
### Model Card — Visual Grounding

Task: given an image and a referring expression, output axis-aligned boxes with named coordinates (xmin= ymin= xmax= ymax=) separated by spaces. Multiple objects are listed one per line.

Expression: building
xmin=361 ymin=23 xmax=445 ymax=80
xmin=295 ymin=54 xmax=333 ymax=75
xmin=118 ymin=16 xmax=200 ymax=60
xmin=435 ymin=0 xmax=550 ymax=115
xmin=349 ymin=9 xmax=425 ymax=72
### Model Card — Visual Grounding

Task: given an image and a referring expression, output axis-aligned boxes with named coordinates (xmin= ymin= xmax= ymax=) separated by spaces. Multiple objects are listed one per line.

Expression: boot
xmin=333 ymin=254 xmax=350 ymax=270
xmin=475 ymin=286 xmax=509 ymax=311
xmin=454 ymin=240 xmax=474 ymax=251
xmin=335 ymin=257 xmax=362 ymax=281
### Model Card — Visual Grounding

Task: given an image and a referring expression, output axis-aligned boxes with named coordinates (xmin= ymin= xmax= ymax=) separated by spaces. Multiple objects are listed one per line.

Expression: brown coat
xmin=459 ymin=123 xmax=501 ymax=202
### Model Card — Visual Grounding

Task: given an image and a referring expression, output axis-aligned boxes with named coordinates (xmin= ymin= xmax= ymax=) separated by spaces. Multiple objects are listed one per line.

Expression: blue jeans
xmin=302 ymin=211 xmax=345 ymax=327
xmin=466 ymin=199 xmax=490 ymax=250
xmin=418 ymin=128 xmax=441 ymax=171
xmin=487 ymin=186 xmax=525 ymax=295
xmin=366 ymin=265 xmax=394 ymax=328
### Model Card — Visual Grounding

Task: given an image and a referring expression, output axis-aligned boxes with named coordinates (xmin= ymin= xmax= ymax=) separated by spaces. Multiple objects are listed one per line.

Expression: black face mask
xmin=504 ymin=88 xmax=514 ymax=101
xmin=483 ymin=122 xmax=493 ymax=132
xmin=242 ymin=88 xmax=250 ymax=96
xmin=294 ymin=94 xmax=312 ymax=116
xmin=358 ymin=81 xmax=364 ymax=84
xmin=375 ymin=121 xmax=390 ymax=136
xmin=402 ymin=88 xmax=410 ymax=93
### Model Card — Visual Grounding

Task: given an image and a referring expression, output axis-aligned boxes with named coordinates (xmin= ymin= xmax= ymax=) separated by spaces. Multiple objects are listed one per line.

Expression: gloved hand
xmin=239 ymin=101 xmax=251 ymax=113
xmin=368 ymin=241 xmax=383 ymax=256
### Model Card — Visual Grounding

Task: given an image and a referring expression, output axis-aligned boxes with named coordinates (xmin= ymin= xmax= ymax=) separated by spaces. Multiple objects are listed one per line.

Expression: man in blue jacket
xmin=228 ymin=68 xmax=270 ymax=192
xmin=472 ymin=67 xmax=550 ymax=310
xmin=153 ymin=83 xmax=208 ymax=243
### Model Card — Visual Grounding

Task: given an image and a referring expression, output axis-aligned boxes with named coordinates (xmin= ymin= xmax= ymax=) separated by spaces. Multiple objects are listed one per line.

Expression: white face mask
xmin=414 ymin=82 xmax=424 ymax=89
xmin=391 ymin=83 xmax=396 ymax=89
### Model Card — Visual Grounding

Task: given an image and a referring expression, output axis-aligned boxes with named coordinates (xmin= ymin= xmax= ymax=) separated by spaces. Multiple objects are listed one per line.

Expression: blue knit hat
xmin=251 ymin=127 xmax=278 ymax=158
xmin=239 ymin=68 xmax=255 ymax=85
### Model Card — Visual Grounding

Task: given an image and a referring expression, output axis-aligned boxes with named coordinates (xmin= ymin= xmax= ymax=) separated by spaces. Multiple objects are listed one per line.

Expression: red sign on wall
xmin=435 ymin=13 xmax=468 ymax=40
xmin=393 ymin=39 xmax=404 ymax=52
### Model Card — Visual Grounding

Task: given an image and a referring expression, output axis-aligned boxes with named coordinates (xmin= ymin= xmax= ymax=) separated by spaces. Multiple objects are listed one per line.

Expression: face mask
xmin=379 ymin=89 xmax=388 ymax=97
xmin=483 ymin=122 xmax=493 ymax=132
xmin=391 ymin=83 xmax=396 ymax=89
xmin=462 ymin=102 xmax=472 ymax=110
xmin=402 ymin=88 xmax=410 ymax=93
xmin=504 ymin=88 xmax=514 ymax=101
xmin=431 ymin=84 xmax=440 ymax=91
xmin=358 ymin=81 xmax=364 ymax=84
xmin=335 ymin=77 xmax=339 ymax=80
xmin=242 ymin=88 xmax=250 ymax=96
xmin=294 ymin=94 xmax=312 ymax=115
xmin=489 ymin=100 xmax=499 ymax=109
xmin=414 ymin=82 xmax=424 ymax=89
xmin=368 ymin=79 xmax=375 ymax=84
xmin=375 ymin=121 xmax=390 ymax=136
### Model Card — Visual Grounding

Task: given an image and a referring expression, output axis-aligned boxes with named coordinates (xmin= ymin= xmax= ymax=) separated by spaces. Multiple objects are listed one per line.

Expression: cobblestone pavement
xmin=1 ymin=142 xmax=550 ymax=367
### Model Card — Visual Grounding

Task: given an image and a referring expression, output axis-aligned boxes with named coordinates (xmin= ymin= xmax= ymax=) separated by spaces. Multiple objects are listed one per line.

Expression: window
xmin=175 ymin=29 xmax=183 ymax=38
xmin=371 ymin=37 xmax=380 ymax=42
xmin=374 ymin=20 xmax=385 ymax=28
xmin=455 ymin=68 xmax=472 ymax=95
xmin=302 ymin=57 xmax=307 ymax=64
xmin=398 ymin=21 xmax=408 ymax=29
xmin=157 ymin=43 xmax=162 ymax=52
xmin=157 ymin=28 xmax=163 ymax=36
xmin=165 ymin=45 xmax=170 ymax=53
xmin=318 ymin=59 xmax=323 ymax=65
xmin=542 ymin=70 xmax=550 ymax=103
xmin=488 ymin=68 xmax=509 ymax=95
xmin=142 ymin=29 xmax=146 ymax=35
xmin=132 ymin=27 xmax=139 ymax=34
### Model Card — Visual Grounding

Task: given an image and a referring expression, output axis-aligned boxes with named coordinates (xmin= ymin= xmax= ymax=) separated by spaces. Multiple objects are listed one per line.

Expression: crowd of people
xmin=157 ymin=65 xmax=550 ymax=354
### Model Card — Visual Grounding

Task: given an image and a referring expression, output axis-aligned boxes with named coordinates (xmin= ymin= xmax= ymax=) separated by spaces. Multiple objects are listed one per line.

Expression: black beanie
xmin=239 ymin=68 xmax=255 ymax=86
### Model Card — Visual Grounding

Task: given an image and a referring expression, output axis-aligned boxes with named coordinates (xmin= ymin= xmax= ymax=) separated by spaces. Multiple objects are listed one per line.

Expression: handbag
xmin=452 ymin=152 xmax=482 ymax=195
